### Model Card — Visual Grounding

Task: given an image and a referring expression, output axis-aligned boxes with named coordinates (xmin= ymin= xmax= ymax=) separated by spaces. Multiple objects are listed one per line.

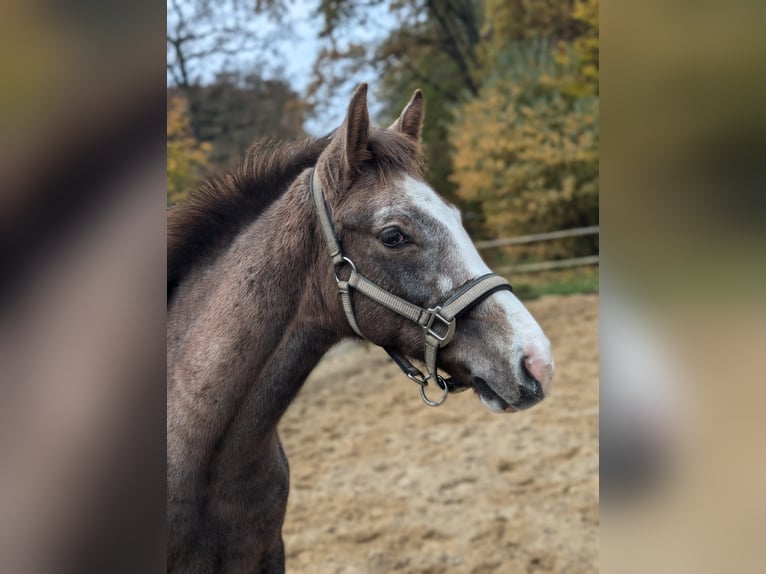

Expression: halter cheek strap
xmin=311 ymin=169 xmax=512 ymax=406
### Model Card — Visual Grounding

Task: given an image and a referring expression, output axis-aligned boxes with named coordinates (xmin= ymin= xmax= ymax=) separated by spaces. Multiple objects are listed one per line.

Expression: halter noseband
xmin=311 ymin=169 xmax=513 ymax=406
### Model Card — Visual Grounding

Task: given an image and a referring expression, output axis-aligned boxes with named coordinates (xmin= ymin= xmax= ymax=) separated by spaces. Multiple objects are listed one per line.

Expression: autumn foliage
xmin=167 ymin=96 xmax=210 ymax=205
xmin=450 ymin=1 xmax=599 ymax=258
xmin=449 ymin=42 xmax=598 ymax=259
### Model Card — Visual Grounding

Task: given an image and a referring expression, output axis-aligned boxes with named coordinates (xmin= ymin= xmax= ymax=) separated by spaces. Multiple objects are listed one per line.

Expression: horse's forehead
xmin=373 ymin=175 xmax=460 ymax=225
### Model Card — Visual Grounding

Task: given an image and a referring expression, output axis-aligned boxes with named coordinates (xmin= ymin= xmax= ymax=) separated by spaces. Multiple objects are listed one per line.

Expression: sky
xmin=168 ymin=0 xmax=398 ymax=135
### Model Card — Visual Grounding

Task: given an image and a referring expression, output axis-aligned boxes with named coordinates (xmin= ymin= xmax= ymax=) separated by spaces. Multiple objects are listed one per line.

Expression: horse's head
xmin=315 ymin=84 xmax=553 ymax=412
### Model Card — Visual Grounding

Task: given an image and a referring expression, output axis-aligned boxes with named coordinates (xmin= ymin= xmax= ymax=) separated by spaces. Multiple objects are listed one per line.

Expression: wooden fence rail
xmin=474 ymin=225 xmax=599 ymax=249
xmin=476 ymin=226 xmax=599 ymax=274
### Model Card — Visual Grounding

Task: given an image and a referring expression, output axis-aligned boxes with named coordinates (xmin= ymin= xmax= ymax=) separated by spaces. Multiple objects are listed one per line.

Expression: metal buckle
xmin=333 ymin=256 xmax=357 ymax=284
xmin=423 ymin=307 xmax=455 ymax=343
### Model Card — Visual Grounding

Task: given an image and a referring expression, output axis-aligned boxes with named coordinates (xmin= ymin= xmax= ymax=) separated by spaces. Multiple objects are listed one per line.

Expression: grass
xmin=506 ymin=266 xmax=599 ymax=301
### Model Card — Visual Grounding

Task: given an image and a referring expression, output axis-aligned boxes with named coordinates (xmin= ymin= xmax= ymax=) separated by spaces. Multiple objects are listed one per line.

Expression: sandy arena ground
xmin=279 ymin=294 xmax=599 ymax=573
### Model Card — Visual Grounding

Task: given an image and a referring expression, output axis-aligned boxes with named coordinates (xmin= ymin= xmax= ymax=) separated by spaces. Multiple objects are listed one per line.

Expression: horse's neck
xmin=167 ymin=175 xmax=343 ymax=488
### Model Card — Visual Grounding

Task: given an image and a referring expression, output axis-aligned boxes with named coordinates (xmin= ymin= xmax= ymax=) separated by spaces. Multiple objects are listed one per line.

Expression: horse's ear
xmin=340 ymin=83 xmax=370 ymax=182
xmin=389 ymin=89 xmax=424 ymax=141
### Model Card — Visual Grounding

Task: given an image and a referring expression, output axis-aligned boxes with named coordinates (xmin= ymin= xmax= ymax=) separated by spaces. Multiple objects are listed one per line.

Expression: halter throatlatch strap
xmin=310 ymin=169 xmax=512 ymax=406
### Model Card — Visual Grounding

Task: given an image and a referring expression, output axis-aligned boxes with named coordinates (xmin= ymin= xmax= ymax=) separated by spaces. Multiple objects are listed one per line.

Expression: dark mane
xmin=168 ymin=136 xmax=330 ymax=301
xmin=167 ymin=129 xmax=422 ymax=302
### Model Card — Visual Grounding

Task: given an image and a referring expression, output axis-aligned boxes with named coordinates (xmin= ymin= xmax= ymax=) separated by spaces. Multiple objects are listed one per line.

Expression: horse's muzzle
xmin=506 ymin=376 xmax=546 ymax=411
xmin=523 ymin=343 xmax=554 ymax=395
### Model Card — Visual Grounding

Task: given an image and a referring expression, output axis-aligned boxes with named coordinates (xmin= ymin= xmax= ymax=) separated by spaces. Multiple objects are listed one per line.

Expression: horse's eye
xmin=380 ymin=228 xmax=409 ymax=248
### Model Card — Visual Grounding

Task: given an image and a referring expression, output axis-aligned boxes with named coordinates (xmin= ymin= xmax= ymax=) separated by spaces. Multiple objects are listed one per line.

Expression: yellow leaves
xmin=167 ymin=95 xmax=211 ymax=205
xmin=573 ymin=0 xmax=599 ymax=29
xmin=450 ymin=4 xmax=599 ymax=256
xmin=448 ymin=60 xmax=598 ymax=250
xmin=571 ymin=0 xmax=599 ymax=93
xmin=561 ymin=175 xmax=577 ymax=201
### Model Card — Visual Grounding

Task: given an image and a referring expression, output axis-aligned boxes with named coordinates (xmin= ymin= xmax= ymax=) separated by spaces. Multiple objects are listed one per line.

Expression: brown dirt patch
xmin=280 ymin=294 xmax=598 ymax=573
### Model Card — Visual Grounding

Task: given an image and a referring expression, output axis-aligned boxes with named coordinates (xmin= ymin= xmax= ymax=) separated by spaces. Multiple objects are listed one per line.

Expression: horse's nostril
xmin=516 ymin=375 xmax=544 ymax=408
xmin=522 ymin=347 xmax=554 ymax=397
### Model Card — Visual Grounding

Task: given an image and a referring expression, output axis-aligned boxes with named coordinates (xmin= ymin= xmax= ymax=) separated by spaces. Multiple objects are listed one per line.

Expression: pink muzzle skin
xmin=523 ymin=340 xmax=554 ymax=397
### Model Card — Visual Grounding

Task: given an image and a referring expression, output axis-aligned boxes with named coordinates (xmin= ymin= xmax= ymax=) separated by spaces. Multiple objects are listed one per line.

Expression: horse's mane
xmin=168 ymin=136 xmax=331 ymax=301
xmin=167 ymin=129 xmax=421 ymax=303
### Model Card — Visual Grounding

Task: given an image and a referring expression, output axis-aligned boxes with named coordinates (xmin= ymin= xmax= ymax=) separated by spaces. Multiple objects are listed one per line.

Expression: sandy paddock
xmin=279 ymin=294 xmax=599 ymax=573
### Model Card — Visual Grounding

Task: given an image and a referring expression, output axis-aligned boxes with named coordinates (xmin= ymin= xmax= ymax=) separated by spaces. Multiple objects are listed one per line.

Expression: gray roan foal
xmin=167 ymin=84 xmax=554 ymax=573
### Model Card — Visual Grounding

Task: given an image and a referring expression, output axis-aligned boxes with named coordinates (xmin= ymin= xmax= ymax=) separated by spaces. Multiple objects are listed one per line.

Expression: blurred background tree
xmin=166 ymin=0 xmax=598 ymax=268
xmin=168 ymin=72 xmax=306 ymax=170
xmin=167 ymin=95 xmax=211 ymax=205
xmin=449 ymin=38 xmax=598 ymax=262
xmin=167 ymin=0 xmax=305 ymax=189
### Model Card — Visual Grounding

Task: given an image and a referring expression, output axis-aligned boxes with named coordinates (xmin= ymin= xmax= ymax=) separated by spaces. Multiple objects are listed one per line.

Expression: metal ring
xmin=333 ymin=256 xmax=357 ymax=284
xmin=419 ymin=375 xmax=449 ymax=407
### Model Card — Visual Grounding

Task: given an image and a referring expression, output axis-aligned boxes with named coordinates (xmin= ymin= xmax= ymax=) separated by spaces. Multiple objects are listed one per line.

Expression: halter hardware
xmin=333 ymin=256 xmax=357 ymax=284
xmin=422 ymin=306 xmax=455 ymax=344
xmin=419 ymin=375 xmax=450 ymax=406
xmin=311 ymin=168 xmax=512 ymax=407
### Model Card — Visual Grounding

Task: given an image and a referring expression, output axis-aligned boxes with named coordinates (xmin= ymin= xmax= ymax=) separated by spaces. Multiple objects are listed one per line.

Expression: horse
xmin=167 ymin=84 xmax=554 ymax=573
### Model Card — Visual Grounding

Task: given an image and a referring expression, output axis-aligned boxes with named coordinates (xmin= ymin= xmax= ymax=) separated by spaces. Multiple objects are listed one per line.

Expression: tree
xmin=169 ymin=72 xmax=307 ymax=171
xmin=167 ymin=95 xmax=212 ymax=205
xmin=167 ymin=0 xmax=288 ymax=139
xmin=449 ymin=39 xmax=598 ymax=259
xmin=166 ymin=1 xmax=307 ymax=200
xmin=310 ymin=0 xmax=483 ymax=102
xmin=303 ymin=0 xmax=485 ymax=225
xmin=559 ymin=0 xmax=599 ymax=96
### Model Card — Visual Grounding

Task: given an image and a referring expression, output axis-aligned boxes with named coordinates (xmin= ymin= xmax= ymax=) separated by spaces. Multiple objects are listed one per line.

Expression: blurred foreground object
xmin=0 ymin=0 xmax=165 ymax=571
xmin=600 ymin=277 xmax=687 ymax=502
xmin=602 ymin=0 xmax=766 ymax=571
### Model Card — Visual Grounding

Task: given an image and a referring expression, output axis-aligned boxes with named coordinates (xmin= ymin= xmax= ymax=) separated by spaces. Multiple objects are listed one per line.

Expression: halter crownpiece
xmin=311 ymin=168 xmax=513 ymax=406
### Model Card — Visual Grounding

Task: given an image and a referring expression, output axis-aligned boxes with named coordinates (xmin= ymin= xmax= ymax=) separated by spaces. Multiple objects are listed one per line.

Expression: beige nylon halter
xmin=311 ymin=168 xmax=512 ymax=406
